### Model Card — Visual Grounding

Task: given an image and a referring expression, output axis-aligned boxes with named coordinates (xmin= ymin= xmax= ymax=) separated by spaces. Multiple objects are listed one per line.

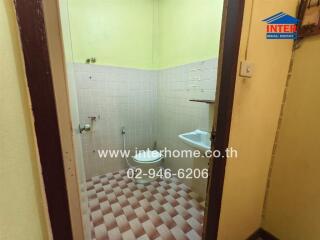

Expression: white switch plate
xmin=240 ymin=60 xmax=254 ymax=78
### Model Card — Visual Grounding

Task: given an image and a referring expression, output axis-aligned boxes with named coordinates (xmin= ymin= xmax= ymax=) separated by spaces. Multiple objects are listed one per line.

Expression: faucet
xmin=121 ymin=127 xmax=126 ymax=135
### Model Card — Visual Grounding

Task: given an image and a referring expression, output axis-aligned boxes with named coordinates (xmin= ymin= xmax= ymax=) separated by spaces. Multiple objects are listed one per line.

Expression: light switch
xmin=240 ymin=60 xmax=254 ymax=78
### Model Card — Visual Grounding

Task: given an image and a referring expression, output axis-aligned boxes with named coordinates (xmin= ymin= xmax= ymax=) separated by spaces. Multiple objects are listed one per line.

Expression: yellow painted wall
xmin=217 ymin=0 xmax=298 ymax=239
xmin=68 ymin=0 xmax=156 ymax=69
xmin=68 ymin=0 xmax=223 ymax=69
xmin=0 ymin=1 xmax=49 ymax=239
xmin=158 ymin=0 xmax=223 ymax=68
xmin=262 ymin=35 xmax=320 ymax=239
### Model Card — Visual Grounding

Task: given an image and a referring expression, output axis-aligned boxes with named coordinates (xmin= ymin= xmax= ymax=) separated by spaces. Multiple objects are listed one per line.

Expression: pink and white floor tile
xmin=86 ymin=170 xmax=204 ymax=240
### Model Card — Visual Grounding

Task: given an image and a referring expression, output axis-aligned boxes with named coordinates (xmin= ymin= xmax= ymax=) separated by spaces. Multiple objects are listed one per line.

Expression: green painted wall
xmin=158 ymin=0 xmax=223 ymax=68
xmin=68 ymin=0 xmax=223 ymax=69
xmin=68 ymin=0 xmax=156 ymax=69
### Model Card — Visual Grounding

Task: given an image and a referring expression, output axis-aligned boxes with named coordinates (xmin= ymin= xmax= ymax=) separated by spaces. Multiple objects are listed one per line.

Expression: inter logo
xmin=262 ymin=12 xmax=300 ymax=40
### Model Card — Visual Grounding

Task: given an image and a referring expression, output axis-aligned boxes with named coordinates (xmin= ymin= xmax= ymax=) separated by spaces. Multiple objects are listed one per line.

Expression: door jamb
xmin=14 ymin=0 xmax=74 ymax=239
xmin=14 ymin=0 xmax=245 ymax=239
xmin=204 ymin=0 xmax=245 ymax=239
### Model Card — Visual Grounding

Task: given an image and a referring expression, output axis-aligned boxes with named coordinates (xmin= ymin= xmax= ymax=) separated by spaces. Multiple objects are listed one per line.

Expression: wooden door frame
xmin=204 ymin=0 xmax=245 ymax=238
xmin=13 ymin=0 xmax=244 ymax=239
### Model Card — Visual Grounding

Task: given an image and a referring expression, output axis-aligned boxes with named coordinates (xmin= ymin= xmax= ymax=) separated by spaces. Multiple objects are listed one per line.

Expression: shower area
xmin=58 ymin=0 xmax=223 ymax=239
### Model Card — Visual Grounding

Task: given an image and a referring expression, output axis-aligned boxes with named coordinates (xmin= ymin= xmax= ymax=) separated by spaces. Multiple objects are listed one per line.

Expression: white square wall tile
xmin=73 ymin=59 xmax=217 ymax=178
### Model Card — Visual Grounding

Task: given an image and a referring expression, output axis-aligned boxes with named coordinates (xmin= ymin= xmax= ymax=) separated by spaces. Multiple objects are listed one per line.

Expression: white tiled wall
xmin=157 ymin=59 xmax=217 ymax=140
xmin=156 ymin=59 xmax=217 ymax=194
xmin=74 ymin=64 xmax=157 ymax=179
xmin=73 ymin=58 xmax=217 ymax=186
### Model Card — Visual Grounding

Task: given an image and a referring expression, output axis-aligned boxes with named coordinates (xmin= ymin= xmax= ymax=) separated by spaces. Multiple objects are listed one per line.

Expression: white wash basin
xmin=179 ymin=130 xmax=211 ymax=152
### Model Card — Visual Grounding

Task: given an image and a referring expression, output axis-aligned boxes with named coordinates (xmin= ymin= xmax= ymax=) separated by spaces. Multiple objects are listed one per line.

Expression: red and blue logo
xmin=262 ymin=12 xmax=300 ymax=40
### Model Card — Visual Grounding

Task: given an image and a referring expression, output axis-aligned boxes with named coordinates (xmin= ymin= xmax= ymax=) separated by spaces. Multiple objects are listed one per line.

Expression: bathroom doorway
xmin=14 ymin=0 xmax=244 ymax=239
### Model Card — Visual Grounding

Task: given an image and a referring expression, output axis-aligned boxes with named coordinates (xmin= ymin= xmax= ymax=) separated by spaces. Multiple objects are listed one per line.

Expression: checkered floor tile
xmin=86 ymin=169 xmax=204 ymax=240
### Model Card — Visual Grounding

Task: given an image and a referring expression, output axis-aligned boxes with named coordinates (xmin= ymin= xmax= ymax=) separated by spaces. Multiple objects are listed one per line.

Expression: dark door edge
xmin=14 ymin=1 xmax=73 ymax=239
xmin=204 ymin=0 xmax=245 ymax=239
